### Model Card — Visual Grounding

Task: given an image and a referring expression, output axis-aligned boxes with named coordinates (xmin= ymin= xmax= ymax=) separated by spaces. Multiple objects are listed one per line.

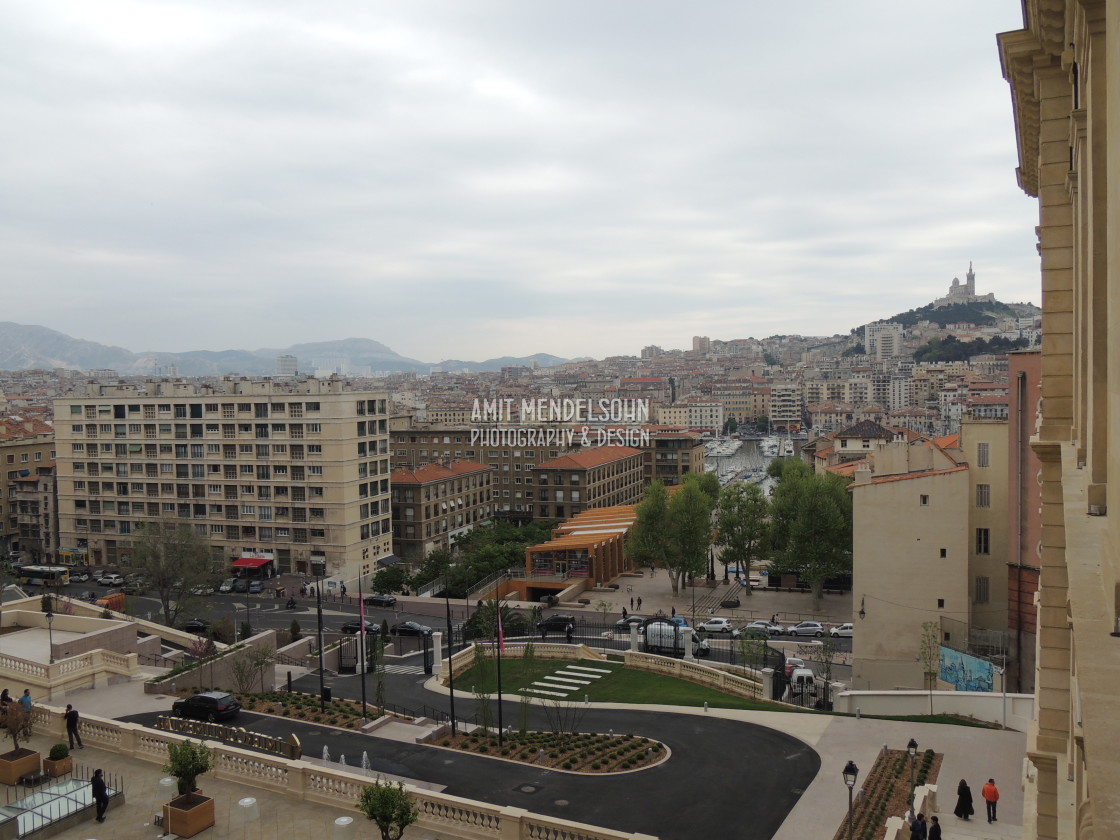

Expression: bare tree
xmin=919 ymin=621 xmax=940 ymax=715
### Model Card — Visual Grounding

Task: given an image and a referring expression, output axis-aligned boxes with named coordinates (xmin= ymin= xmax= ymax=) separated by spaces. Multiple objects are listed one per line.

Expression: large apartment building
xmin=532 ymin=446 xmax=645 ymax=520
xmin=53 ymin=378 xmax=392 ymax=580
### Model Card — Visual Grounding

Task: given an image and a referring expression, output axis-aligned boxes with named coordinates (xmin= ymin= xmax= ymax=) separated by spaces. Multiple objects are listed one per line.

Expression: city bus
xmin=16 ymin=565 xmax=71 ymax=587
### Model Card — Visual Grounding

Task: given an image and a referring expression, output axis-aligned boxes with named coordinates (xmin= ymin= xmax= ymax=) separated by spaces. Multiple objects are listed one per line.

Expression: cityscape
xmin=0 ymin=3 xmax=1115 ymax=840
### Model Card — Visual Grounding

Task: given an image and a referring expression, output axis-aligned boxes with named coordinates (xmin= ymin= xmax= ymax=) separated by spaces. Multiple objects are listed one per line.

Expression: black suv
xmin=172 ymin=691 xmax=241 ymax=722
xmin=536 ymin=614 xmax=576 ymax=633
xmin=363 ymin=593 xmax=397 ymax=608
xmin=183 ymin=618 xmax=210 ymax=635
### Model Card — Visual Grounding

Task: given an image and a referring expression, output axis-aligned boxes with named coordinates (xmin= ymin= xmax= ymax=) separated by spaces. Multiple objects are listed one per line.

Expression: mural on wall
xmin=939 ymin=646 xmax=994 ymax=692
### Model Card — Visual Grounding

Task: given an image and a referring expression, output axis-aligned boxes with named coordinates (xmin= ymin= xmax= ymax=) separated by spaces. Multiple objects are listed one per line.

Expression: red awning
xmin=231 ymin=556 xmax=272 ymax=569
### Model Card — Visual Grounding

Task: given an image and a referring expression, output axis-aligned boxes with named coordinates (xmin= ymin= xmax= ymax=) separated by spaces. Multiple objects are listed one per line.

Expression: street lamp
xmin=842 ymin=760 xmax=859 ymax=840
xmin=45 ymin=610 xmax=55 ymax=664
xmin=312 ymin=557 xmax=327 ymax=712
xmin=907 ymin=738 xmax=918 ymax=804
xmin=443 ymin=568 xmax=457 ymax=736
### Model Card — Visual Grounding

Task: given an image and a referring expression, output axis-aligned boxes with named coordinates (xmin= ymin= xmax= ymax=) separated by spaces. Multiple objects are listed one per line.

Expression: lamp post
xmin=907 ymin=738 xmax=918 ymax=804
xmin=443 ymin=568 xmax=457 ymax=736
xmin=842 ymin=760 xmax=859 ymax=840
xmin=45 ymin=610 xmax=55 ymax=664
xmin=312 ymin=557 xmax=327 ymax=712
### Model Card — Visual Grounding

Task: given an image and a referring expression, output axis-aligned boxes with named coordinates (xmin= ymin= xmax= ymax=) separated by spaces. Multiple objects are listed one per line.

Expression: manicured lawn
xmin=456 ymin=656 xmax=795 ymax=712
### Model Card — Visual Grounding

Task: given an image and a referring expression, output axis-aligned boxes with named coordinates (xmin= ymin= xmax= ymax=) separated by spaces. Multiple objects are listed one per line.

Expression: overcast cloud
xmin=1 ymin=1 xmax=1037 ymax=362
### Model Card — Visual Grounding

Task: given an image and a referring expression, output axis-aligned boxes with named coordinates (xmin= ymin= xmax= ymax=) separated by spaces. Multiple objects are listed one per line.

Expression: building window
xmin=975 ymin=575 xmax=990 ymax=604
xmin=937 ymin=598 xmax=945 ymax=609
xmin=919 ymin=494 xmax=929 ymax=506
xmin=977 ymin=442 xmax=990 ymax=468
xmin=975 ymin=484 xmax=990 ymax=508
xmin=975 ymin=527 xmax=990 ymax=555
xmin=939 ymin=548 xmax=947 ymax=558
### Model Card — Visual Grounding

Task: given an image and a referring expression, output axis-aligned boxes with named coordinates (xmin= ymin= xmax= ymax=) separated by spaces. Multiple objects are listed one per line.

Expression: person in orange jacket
xmin=981 ymin=778 xmax=1000 ymax=823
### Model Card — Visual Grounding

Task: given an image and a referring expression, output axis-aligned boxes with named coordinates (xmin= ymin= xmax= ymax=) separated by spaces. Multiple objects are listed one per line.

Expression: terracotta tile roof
xmin=835 ymin=420 xmax=895 ymax=440
xmin=933 ymin=433 xmax=959 ymax=449
xmin=536 ymin=446 xmax=644 ymax=470
xmin=391 ymin=460 xmax=493 ymax=484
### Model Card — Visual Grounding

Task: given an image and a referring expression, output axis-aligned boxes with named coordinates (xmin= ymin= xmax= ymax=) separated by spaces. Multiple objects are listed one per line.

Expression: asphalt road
xmin=124 ymin=672 xmax=818 ymax=840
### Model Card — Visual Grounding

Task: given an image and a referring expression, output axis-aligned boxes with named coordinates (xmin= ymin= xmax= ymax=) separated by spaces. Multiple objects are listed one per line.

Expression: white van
xmin=644 ymin=621 xmax=711 ymax=658
xmin=783 ymin=667 xmax=820 ymax=703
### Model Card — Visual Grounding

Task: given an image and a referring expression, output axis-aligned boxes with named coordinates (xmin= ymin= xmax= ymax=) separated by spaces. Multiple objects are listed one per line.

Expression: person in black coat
xmin=954 ymin=778 xmax=975 ymax=820
xmin=91 ymin=769 xmax=109 ymax=822
xmin=928 ymin=815 xmax=942 ymax=840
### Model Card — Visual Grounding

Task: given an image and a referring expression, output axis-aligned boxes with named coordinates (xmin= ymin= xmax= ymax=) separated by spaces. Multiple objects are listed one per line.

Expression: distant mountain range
xmin=0 ymin=322 xmax=575 ymax=376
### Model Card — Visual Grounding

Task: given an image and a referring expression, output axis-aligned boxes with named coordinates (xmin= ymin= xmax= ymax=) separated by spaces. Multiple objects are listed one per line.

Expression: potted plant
xmin=43 ymin=743 xmax=72 ymax=777
xmin=161 ymin=740 xmax=215 ymax=837
xmin=0 ymin=705 xmax=41 ymax=785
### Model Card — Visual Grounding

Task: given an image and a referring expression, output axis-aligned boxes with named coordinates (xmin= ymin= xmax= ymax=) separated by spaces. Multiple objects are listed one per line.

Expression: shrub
xmin=48 ymin=743 xmax=70 ymax=761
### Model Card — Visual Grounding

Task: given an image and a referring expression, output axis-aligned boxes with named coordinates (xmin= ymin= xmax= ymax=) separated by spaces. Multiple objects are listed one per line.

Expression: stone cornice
xmin=998 ymin=28 xmax=1049 ymax=197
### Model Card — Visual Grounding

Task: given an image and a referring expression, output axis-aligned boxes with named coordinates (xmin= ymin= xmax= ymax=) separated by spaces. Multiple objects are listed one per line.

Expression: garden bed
xmin=229 ymin=690 xmax=393 ymax=729
xmin=434 ymin=730 xmax=667 ymax=773
xmin=831 ymin=748 xmax=942 ymax=840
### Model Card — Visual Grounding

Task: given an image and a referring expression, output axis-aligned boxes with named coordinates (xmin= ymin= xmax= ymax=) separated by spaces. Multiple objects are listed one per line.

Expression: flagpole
xmin=357 ymin=571 xmax=368 ymax=721
xmin=496 ymin=599 xmax=504 ymax=747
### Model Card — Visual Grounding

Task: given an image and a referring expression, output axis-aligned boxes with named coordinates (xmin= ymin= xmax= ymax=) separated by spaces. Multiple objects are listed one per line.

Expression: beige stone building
xmin=53 ymin=378 xmax=392 ymax=581
xmin=998 ymin=4 xmax=1120 ymax=837
xmin=389 ymin=460 xmax=494 ymax=562
xmin=850 ymin=442 xmax=970 ymax=689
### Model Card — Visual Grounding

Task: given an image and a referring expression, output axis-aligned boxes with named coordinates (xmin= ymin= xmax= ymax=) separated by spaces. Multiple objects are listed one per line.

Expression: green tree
xmin=356 ymin=779 xmax=418 ymax=840
xmin=768 ymin=463 xmax=852 ymax=603
xmin=665 ymin=481 xmax=714 ymax=596
xmin=129 ymin=518 xmax=214 ymax=627
xmin=371 ymin=566 xmax=407 ymax=594
xmin=289 ymin=618 xmax=302 ymax=643
xmin=629 ymin=480 xmax=671 ymax=573
xmin=724 ymin=416 xmax=738 ymax=434
xmin=715 ymin=483 xmax=769 ymax=589
xmin=684 ymin=470 xmax=721 ymax=507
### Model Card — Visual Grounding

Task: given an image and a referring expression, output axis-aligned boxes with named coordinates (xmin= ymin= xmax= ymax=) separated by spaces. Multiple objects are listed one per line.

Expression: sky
xmin=1 ymin=1 xmax=1039 ymax=364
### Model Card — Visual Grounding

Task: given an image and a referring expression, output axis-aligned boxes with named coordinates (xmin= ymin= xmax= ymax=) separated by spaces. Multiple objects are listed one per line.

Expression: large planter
xmin=43 ymin=755 xmax=73 ymax=778
xmin=163 ymin=793 xmax=215 ymax=838
xmin=0 ymin=749 xmax=41 ymax=785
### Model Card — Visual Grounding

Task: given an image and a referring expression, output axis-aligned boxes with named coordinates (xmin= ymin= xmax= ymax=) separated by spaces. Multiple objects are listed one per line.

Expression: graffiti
xmin=939 ymin=646 xmax=994 ymax=692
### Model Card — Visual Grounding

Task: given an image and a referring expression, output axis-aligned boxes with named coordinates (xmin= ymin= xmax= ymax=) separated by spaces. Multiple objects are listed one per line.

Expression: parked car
xmin=218 ymin=578 xmax=236 ymax=593
xmin=830 ymin=622 xmax=854 ymax=638
xmin=537 ymin=614 xmax=576 ymax=633
xmin=78 ymin=590 xmax=98 ymax=602
xmin=172 ymin=691 xmax=241 ymax=722
xmin=783 ymin=621 xmax=826 ymax=637
xmin=363 ymin=593 xmax=397 ymax=608
xmin=784 ymin=656 xmax=805 ymax=678
xmin=390 ymin=621 xmax=432 ymax=636
xmin=697 ymin=617 xmax=738 ymax=635
xmin=98 ymin=573 xmax=124 ymax=586
xmin=190 ymin=583 xmax=215 ymax=596
xmin=71 ymin=569 xmax=92 ymax=583
xmin=232 ymin=578 xmax=248 ymax=593
xmin=122 ymin=581 xmax=147 ymax=596
xmin=341 ymin=620 xmax=380 ymax=635
xmin=783 ymin=668 xmax=820 ymax=704
xmin=742 ymin=620 xmax=783 ymax=636
xmin=183 ymin=618 xmax=211 ymax=635
xmin=247 ymin=580 xmax=263 ymax=594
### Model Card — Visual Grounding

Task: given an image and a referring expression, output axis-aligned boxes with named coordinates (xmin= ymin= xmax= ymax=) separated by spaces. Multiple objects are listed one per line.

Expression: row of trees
xmin=629 ymin=459 xmax=852 ymax=603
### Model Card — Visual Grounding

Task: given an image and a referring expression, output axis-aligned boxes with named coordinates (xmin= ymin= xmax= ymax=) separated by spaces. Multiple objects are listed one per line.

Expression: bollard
xmin=585 ymin=694 xmax=589 ymax=705
xmin=704 ymin=701 xmax=709 ymax=713
xmin=287 ymin=670 xmax=293 ymax=692
xmin=171 ymin=682 xmax=176 ymax=694
xmin=856 ymin=707 xmax=861 ymax=719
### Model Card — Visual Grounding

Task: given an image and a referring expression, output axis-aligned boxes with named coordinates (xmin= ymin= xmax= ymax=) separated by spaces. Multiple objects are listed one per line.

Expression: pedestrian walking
xmin=565 ymin=623 xmax=574 ymax=644
xmin=540 ymin=624 xmax=547 ymax=640
xmin=630 ymin=596 xmax=634 ymax=610
xmin=981 ymin=778 xmax=1000 ymax=823
xmin=622 ymin=607 xmax=628 ymax=619
xmin=341 ymin=583 xmax=347 ymax=597
xmin=953 ymin=779 xmax=974 ymax=820
xmin=91 ymin=769 xmax=109 ymax=822
xmin=65 ymin=703 xmax=84 ymax=749
xmin=18 ymin=689 xmax=32 ymax=714
xmin=636 ymin=597 xmax=642 ymax=610
xmin=928 ymin=815 xmax=941 ymax=840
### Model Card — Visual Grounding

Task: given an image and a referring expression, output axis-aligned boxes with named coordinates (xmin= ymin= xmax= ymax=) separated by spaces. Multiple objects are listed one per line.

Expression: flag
xmin=496 ymin=604 xmax=505 ymax=654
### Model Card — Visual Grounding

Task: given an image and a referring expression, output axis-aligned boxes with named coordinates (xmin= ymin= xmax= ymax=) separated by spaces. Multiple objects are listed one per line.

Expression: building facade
xmin=533 ymin=446 xmax=645 ymax=520
xmin=999 ymin=5 xmax=1119 ymax=837
xmin=389 ymin=461 xmax=494 ymax=562
xmin=1 ymin=417 xmax=56 ymax=560
xmin=53 ymin=378 xmax=392 ymax=580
